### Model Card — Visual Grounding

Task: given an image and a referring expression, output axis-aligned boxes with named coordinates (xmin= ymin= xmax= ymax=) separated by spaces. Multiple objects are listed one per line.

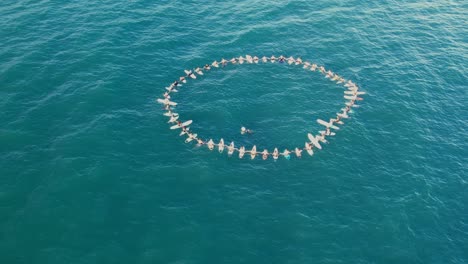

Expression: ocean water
xmin=1 ymin=0 xmax=467 ymax=263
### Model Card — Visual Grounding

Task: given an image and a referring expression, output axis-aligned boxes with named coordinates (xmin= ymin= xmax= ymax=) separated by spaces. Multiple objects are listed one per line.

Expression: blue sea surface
xmin=1 ymin=1 xmax=467 ymax=263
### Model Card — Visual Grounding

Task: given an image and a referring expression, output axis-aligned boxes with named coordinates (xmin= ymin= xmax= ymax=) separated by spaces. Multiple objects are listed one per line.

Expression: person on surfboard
xmin=196 ymin=139 xmax=204 ymax=146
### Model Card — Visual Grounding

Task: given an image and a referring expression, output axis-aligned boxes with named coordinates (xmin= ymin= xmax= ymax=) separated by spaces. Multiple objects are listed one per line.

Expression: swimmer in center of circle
xmin=241 ymin=127 xmax=253 ymax=135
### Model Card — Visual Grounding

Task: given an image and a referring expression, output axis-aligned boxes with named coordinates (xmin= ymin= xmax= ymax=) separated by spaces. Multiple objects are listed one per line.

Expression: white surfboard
xmin=185 ymin=70 xmax=196 ymax=79
xmin=318 ymin=135 xmax=328 ymax=143
xmin=228 ymin=142 xmax=234 ymax=156
xmin=344 ymin=91 xmax=365 ymax=95
xmin=218 ymin=139 xmax=224 ymax=153
xmin=239 ymin=147 xmax=245 ymax=158
xmin=179 ymin=127 xmax=190 ymax=136
xmin=305 ymin=142 xmax=314 ymax=156
xmin=166 ymin=87 xmax=178 ymax=92
xmin=168 ymin=115 xmax=179 ymax=123
xmin=307 ymin=133 xmax=322 ymax=150
xmin=184 ymin=133 xmax=197 ymax=143
xmin=207 ymin=139 xmax=214 ymax=150
xmin=320 ymin=130 xmax=336 ymax=136
xmin=317 ymin=119 xmax=340 ymax=130
xmin=250 ymin=145 xmax=257 ymax=160
xmin=157 ymin=98 xmax=177 ymax=106
xmin=262 ymin=150 xmax=268 ymax=160
xmin=295 ymin=148 xmax=302 ymax=157
xmin=170 ymin=120 xmax=193 ymax=129
xmin=337 ymin=112 xmax=349 ymax=118
xmin=345 ymin=95 xmax=363 ymax=101
xmin=273 ymin=148 xmax=279 ymax=160
xmin=344 ymin=95 xmax=357 ymax=100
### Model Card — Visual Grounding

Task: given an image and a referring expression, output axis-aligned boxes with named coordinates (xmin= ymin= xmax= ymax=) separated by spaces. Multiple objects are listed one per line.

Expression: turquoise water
xmin=1 ymin=1 xmax=467 ymax=263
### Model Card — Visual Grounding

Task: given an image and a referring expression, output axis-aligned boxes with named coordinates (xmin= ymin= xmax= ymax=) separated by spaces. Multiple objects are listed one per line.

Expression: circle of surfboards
xmin=158 ymin=55 xmax=364 ymax=160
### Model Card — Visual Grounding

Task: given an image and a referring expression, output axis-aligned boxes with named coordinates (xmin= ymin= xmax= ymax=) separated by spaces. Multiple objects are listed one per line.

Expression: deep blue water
xmin=1 ymin=1 xmax=467 ymax=263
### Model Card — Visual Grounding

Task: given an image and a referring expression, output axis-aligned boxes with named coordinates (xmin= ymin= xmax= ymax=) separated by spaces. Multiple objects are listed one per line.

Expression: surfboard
xmin=344 ymin=95 xmax=358 ymax=100
xmin=344 ymin=95 xmax=364 ymax=101
xmin=344 ymin=91 xmax=365 ymax=95
xmin=184 ymin=70 xmax=196 ymax=79
xmin=184 ymin=133 xmax=197 ymax=143
xmin=179 ymin=127 xmax=189 ymax=136
xmin=273 ymin=148 xmax=279 ymax=160
xmin=262 ymin=150 xmax=268 ymax=160
xmin=250 ymin=145 xmax=257 ymax=160
xmin=318 ymin=136 xmax=328 ymax=143
xmin=295 ymin=148 xmax=302 ymax=157
xmin=337 ymin=112 xmax=349 ymax=118
xmin=304 ymin=142 xmax=313 ymax=156
xmin=317 ymin=119 xmax=340 ymax=130
xmin=218 ymin=139 xmax=224 ymax=153
xmin=168 ymin=115 xmax=179 ymax=123
xmin=228 ymin=142 xmax=234 ymax=155
xmin=320 ymin=131 xmax=336 ymax=136
xmin=346 ymin=102 xmax=359 ymax=107
xmin=166 ymin=87 xmax=178 ymax=92
xmin=157 ymin=98 xmax=177 ymax=106
xmin=207 ymin=139 xmax=214 ymax=150
xmin=307 ymin=133 xmax=322 ymax=149
xmin=239 ymin=147 xmax=245 ymax=158
xmin=170 ymin=120 xmax=192 ymax=129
